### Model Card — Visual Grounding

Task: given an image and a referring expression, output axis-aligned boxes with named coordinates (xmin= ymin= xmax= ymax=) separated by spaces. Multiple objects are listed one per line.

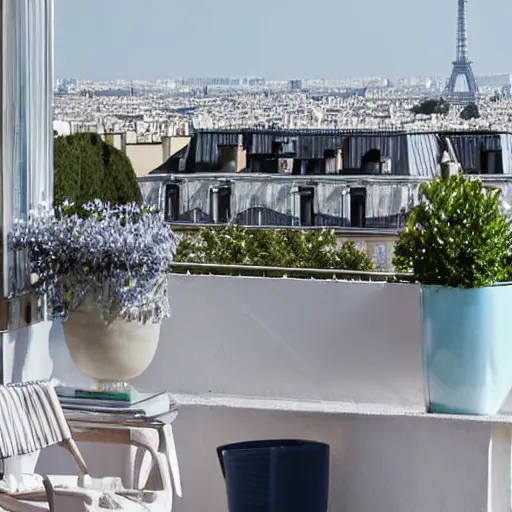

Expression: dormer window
xmin=210 ymin=185 xmax=232 ymax=223
xmin=164 ymin=184 xmax=180 ymax=222
xmin=350 ymin=188 xmax=366 ymax=228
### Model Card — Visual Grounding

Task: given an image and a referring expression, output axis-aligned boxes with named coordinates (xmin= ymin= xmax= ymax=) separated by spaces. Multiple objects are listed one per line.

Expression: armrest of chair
xmin=44 ymin=476 xmax=101 ymax=512
xmin=0 ymin=493 xmax=52 ymax=512
xmin=44 ymin=475 xmax=171 ymax=512
xmin=71 ymin=426 xmax=159 ymax=451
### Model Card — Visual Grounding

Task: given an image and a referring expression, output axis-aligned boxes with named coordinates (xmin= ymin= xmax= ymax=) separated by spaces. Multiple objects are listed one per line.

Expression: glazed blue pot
xmin=421 ymin=284 xmax=512 ymax=415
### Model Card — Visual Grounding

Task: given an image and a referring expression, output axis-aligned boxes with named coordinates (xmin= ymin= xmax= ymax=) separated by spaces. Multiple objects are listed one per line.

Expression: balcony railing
xmin=170 ymin=223 xmax=400 ymax=237
xmin=169 ymin=261 xmax=415 ymax=282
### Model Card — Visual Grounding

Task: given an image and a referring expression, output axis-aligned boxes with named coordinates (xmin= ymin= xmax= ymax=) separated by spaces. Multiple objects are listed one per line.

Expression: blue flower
xmin=10 ymin=201 xmax=181 ymax=323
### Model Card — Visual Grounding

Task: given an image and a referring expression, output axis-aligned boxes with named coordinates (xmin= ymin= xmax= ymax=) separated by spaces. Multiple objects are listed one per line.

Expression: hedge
xmin=54 ymin=133 xmax=142 ymax=207
xmin=175 ymin=225 xmax=375 ymax=271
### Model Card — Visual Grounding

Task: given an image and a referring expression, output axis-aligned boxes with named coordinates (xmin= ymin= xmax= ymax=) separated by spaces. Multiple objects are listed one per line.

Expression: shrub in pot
xmin=10 ymin=200 xmax=180 ymax=391
xmin=393 ymin=175 xmax=512 ymax=415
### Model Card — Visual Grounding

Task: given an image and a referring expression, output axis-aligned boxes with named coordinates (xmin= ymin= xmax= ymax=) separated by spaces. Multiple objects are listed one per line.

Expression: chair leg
xmin=63 ymin=440 xmax=88 ymax=477
xmin=0 ymin=493 xmax=48 ymax=512
xmin=43 ymin=477 xmax=89 ymax=512
xmin=162 ymin=425 xmax=182 ymax=498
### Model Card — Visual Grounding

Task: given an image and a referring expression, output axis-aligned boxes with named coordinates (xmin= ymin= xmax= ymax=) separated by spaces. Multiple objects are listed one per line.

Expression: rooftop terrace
xmin=1 ymin=269 xmax=507 ymax=512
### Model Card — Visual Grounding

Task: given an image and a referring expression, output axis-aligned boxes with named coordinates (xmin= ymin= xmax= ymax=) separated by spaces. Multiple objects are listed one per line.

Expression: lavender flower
xmin=10 ymin=200 xmax=180 ymax=324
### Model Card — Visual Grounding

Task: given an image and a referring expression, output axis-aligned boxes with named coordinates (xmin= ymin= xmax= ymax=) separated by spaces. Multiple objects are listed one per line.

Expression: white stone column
xmin=0 ymin=0 xmax=54 ymax=478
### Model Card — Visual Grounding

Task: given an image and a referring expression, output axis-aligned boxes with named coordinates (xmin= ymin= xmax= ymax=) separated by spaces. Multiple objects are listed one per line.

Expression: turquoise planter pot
xmin=421 ymin=284 xmax=512 ymax=415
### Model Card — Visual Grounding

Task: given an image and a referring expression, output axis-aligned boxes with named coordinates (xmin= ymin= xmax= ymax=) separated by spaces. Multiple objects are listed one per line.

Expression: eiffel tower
xmin=444 ymin=0 xmax=479 ymax=103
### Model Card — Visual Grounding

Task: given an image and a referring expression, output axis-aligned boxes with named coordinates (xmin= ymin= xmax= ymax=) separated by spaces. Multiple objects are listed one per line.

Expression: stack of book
xmin=56 ymin=386 xmax=174 ymax=420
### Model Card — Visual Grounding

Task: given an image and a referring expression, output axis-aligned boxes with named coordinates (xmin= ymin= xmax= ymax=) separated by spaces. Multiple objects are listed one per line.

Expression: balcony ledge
xmin=173 ymin=393 xmax=512 ymax=425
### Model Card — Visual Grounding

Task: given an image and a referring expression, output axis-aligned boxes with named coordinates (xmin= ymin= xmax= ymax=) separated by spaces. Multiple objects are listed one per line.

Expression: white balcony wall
xmin=136 ymin=276 xmax=423 ymax=404
xmin=39 ymin=275 xmax=512 ymax=512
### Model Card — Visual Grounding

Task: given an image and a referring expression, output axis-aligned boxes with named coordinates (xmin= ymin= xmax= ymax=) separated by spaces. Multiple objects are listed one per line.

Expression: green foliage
xmin=175 ymin=225 xmax=375 ymax=271
xmin=460 ymin=102 xmax=480 ymax=120
xmin=393 ymin=175 xmax=512 ymax=288
xmin=54 ymin=133 xmax=142 ymax=208
xmin=411 ymin=98 xmax=450 ymax=116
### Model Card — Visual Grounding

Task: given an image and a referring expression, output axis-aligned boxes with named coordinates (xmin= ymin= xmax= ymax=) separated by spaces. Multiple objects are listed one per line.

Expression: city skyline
xmin=55 ymin=0 xmax=512 ymax=81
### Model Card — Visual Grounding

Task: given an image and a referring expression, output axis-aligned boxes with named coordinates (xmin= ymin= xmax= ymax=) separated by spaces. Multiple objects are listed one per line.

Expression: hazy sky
xmin=54 ymin=0 xmax=511 ymax=80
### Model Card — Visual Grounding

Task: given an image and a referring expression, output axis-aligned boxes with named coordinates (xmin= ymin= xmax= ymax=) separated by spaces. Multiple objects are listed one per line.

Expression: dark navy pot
xmin=217 ymin=439 xmax=330 ymax=512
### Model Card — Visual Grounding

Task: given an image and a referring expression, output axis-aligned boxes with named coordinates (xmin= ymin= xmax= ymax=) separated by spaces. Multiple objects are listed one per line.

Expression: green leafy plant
xmin=393 ymin=175 xmax=512 ymax=288
xmin=54 ymin=133 xmax=142 ymax=209
xmin=411 ymin=98 xmax=450 ymax=116
xmin=460 ymin=102 xmax=480 ymax=120
xmin=175 ymin=226 xmax=374 ymax=272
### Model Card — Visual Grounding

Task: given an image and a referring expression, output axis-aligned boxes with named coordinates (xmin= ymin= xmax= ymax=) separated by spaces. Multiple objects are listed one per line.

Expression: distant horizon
xmin=54 ymin=72 xmax=512 ymax=82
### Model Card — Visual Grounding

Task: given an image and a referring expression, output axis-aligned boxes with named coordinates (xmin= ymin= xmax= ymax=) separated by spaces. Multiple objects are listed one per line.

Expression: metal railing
xmin=169 ymin=261 xmax=415 ymax=283
xmin=169 ymin=223 xmax=400 ymax=238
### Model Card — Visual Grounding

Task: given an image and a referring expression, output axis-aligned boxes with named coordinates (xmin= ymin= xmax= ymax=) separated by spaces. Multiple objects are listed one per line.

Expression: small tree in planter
xmin=10 ymin=200 xmax=180 ymax=392
xmin=393 ymin=175 xmax=512 ymax=415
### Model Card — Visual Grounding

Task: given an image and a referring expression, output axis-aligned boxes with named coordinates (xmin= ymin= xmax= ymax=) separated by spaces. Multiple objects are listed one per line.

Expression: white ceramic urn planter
xmin=10 ymin=200 xmax=179 ymax=392
xmin=63 ymin=300 xmax=161 ymax=389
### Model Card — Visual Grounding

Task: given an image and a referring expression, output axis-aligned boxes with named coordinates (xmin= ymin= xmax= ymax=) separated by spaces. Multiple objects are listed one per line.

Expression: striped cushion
xmin=0 ymin=381 xmax=71 ymax=459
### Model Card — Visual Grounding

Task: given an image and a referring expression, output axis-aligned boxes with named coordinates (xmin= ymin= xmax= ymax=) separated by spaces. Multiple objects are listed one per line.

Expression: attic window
xmin=164 ymin=184 xmax=180 ymax=222
xmin=480 ymin=149 xmax=503 ymax=174
xmin=350 ymin=188 xmax=366 ymax=228
xmin=299 ymin=186 xmax=315 ymax=226
xmin=272 ymin=141 xmax=283 ymax=155
xmin=210 ymin=185 xmax=232 ymax=223
xmin=218 ymin=145 xmax=237 ymax=172
xmin=361 ymin=149 xmax=381 ymax=173
xmin=273 ymin=139 xmax=297 ymax=155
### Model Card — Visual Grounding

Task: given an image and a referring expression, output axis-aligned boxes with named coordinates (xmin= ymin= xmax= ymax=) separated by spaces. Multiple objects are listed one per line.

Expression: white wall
xmin=41 ymin=275 xmax=512 ymax=512
xmin=135 ymin=275 xmax=425 ymax=406
xmin=52 ymin=275 xmax=425 ymax=405
xmin=173 ymin=406 xmax=491 ymax=512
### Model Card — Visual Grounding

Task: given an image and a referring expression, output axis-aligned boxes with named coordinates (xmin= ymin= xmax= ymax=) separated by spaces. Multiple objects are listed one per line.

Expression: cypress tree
xmin=54 ymin=133 xmax=142 ymax=207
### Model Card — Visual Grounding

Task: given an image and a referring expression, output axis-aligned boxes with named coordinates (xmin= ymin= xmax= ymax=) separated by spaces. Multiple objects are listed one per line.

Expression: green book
xmin=56 ymin=386 xmax=131 ymax=403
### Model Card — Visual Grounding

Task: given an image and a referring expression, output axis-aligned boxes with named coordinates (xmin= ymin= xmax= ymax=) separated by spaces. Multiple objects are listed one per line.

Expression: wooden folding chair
xmin=0 ymin=381 xmax=176 ymax=512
